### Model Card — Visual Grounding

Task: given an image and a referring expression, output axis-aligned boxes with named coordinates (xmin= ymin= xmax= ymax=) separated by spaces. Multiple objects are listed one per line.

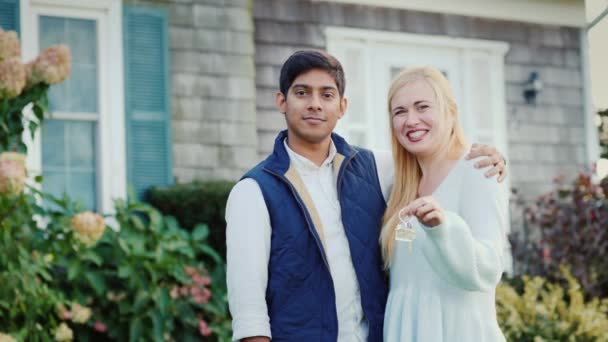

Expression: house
xmin=586 ymin=0 xmax=608 ymax=177
xmin=0 ymin=0 xmax=595 ymax=214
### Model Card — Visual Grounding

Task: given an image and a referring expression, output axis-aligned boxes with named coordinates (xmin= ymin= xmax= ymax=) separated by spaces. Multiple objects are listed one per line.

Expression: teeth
xmin=408 ymin=131 xmax=426 ymax=139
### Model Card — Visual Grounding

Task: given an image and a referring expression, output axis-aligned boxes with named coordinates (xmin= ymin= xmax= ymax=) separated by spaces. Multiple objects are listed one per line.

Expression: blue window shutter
xmin=0 ymin=0 xmax=19 ymax=33
xmin=124 ymin=6 xmax=172 ymax=199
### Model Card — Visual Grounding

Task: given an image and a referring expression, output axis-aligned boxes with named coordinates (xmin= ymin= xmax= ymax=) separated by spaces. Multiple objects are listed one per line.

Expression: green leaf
xmin=133 ymin=290 xmax=149 ymax=312
xmin=34 ymin=175 xmax=43 ymax=183
xmin=129 ymin=317 xmax=143 ymax=342
xmin=82 ymin=250 xmax=103 ymax=266
xmin=192 ymin=224 xmax=209 ymax=242
xmin=118 ymin=238 xmax=131 ymax=254
xmin=155 ymin=287 xmax=170 ymax=314
xmin=177 ymin=246 xmax=195 ymax=259
xmin=150 ymin=309 xmax=164 ymax=342
xmin=198 ymin=244 xmax=223 ymax=264
xmin=149 ymin=210 xmax=163 ymax=232
xmin=68 ymin=260 xmax=80 ymax=280
xmin=130 ymin=215 xmax=146 ymax=231
xmin=118 ymin=264 xmax=132 ymax=278
xmin=32 ymin=103 xmax=44 ymax=122
xmin=85 ymin=271 xmax=106 ymax=296
xmin=28 ymin=121 xmax=39 ymax=140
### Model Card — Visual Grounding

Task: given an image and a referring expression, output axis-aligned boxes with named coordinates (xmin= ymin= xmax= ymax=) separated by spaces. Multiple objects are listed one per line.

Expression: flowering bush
xmin=497 ymin=267 xmax=608 ymax=341
xmin=0 ymin=178 xmax=231 ymax=341
xmin=0 ymin=28 xmax=71 ymax=153
xmin=0 ymin=187 xmax=84 ymax=340
xmin=509 ymin=172 xmax=608 ymax=299
xmin=46 ymin=196 xmax=232 ymax=341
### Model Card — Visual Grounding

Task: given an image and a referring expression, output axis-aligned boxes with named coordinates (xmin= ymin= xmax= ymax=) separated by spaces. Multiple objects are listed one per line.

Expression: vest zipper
xmin=263 ymin=168 xmax=331 ymax=270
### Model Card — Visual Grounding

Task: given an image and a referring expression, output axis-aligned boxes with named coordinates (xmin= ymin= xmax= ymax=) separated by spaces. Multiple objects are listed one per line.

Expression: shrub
xmin=497 ymin=267 xmax=608 ymax=341
xmin=0 ymin=192 xmax=73 ymax=341
xmin=147 ymin=181 xmax=235 ymax=259
xmin=509 ymin=173 xmax=608 ymax=299
xmin=0 ymin=184 xmax=232 ymax=341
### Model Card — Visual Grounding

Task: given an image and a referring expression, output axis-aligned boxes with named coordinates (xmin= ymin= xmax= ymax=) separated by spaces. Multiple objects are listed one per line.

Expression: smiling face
xmin=390 ymin=78 xmax=450 ymax=158
xmin=276 ymin=68 xmax=347 ymax=149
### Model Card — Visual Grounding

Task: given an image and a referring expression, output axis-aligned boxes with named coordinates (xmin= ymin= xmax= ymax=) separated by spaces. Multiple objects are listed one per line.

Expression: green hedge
xmin=147 ymin=181 xmax=235 ymax=259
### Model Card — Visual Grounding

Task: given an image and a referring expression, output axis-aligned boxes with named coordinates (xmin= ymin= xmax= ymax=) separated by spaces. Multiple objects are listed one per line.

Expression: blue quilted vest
xmin=242 ymin=130 xmax=388 ymax=341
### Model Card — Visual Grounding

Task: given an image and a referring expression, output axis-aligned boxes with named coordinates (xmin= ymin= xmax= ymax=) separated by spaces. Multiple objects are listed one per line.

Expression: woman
xmin=381 ymin=66 xmax=507 ymax=341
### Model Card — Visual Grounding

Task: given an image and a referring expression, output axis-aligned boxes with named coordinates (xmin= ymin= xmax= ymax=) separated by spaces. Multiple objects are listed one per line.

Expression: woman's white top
xmin=384 ymin=155 xmax=508 ymax=342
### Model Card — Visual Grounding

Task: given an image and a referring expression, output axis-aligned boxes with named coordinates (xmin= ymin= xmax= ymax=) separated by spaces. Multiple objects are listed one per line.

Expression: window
xmin=40 ymin=16 xmax=99 ymax=210
xmin=21 ymin=0 xmax=126 ymax=213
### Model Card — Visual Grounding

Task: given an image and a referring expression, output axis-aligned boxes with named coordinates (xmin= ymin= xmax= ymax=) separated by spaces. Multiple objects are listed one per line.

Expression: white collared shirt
xmin=226 ymin=139 xmax=394 ymax=341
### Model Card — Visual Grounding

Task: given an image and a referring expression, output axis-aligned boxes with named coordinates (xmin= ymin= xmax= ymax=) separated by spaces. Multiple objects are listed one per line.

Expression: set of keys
xmin=395 ymin=208 xmax=416 ymax=252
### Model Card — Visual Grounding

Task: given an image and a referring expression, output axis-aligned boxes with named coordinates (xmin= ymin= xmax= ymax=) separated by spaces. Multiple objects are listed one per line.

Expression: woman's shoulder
xmin=458 ymin=157 xmax=506 ymax=195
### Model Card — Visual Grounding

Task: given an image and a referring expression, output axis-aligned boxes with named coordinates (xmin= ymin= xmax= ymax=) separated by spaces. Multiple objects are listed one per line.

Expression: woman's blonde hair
xmin=379 ymin=65 xmax=468 ymax=268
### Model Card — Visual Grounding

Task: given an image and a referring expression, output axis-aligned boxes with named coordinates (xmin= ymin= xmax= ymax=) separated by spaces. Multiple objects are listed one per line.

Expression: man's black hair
xmin=279 ymin=50 xmax=346 ymax=97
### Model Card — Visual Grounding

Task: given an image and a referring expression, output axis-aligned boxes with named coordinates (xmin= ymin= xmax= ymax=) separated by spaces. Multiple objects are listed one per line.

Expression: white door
xmin=369 ymin=43 xmax=464 ymax=151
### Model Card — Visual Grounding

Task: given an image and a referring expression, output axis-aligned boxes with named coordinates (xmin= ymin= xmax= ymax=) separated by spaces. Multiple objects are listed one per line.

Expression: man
xmin=226 ymin=50 xmax=506 ymax=342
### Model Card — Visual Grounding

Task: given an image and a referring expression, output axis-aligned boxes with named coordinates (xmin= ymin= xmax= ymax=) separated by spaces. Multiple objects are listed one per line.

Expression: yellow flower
xmin=0 ymin=29 xmax=20 ymax=62
xmin=0 ymin=152 xmax=27 ymax=194
xmin=0 ymin=332 xmax=18 ymax=342
xmin=54 ymin=323 xmax=73 ymax=342
xmin=70 ymin=211 xmax=106 ymax=246
xmin=70 ymin=303 xmax=92 ymax=324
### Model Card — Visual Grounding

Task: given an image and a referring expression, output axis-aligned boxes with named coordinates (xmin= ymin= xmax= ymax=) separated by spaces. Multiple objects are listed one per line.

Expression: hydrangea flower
xmin=70 ymin=211 xmax=106 ymax=246
xmin=0 ymin=152 xmax=27 ymax=194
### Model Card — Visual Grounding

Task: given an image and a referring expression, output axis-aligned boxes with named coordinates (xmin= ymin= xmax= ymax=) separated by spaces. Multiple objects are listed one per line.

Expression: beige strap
xmin=332 ymin=153 xmax=345 ymax=180
xmin=285 ymin=165 xmax=328 ymax=252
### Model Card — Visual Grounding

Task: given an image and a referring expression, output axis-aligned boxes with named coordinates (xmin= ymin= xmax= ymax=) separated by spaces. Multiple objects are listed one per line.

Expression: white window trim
xmin=20 ymin=0 xmax=126 ymax=214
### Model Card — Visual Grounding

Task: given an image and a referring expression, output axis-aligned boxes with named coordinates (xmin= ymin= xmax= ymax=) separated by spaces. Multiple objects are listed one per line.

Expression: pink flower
xmin=27 ymin=45 xmax=71 ymax=87
xmin=61 ymin=309 xmax=72 ymax=320
xmin=193 ymin=294 xmax=208 ymax=304
xmin=0 ymin=57 xmax=26 ymax=99
xmin=0 ymin=152 xmax=27 ymax=194
xmin=93 ymin=321 xmax=107 ymax=333
xmin=198 ymin=320 xmax=213 ymax=337
xmin=192 ymin=275 xmax=205 ymax=286
xmin=190 ymin=286 xmax=201 ymax=297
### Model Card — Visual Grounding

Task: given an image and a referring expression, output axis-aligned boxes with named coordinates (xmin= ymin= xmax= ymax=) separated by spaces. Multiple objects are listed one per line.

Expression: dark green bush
xmin=147 ymin=181 xmax=235 ymax=259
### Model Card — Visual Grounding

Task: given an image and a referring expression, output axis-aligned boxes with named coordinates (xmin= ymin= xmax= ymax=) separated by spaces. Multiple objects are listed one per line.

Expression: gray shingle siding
xmin=253 ymin=0 xmax=586 ymax=199
xmin=128 ymin=0 xmax=257 ymax=182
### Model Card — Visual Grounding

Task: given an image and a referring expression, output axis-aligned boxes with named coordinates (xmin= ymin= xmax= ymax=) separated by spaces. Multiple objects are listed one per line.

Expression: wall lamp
xmin=523 ymin=71 xmax=543 ymax=105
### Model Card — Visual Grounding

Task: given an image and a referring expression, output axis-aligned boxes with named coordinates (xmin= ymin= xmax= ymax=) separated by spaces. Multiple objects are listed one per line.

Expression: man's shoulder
xmin=241 ymin=157 xmax=271 ymax=180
